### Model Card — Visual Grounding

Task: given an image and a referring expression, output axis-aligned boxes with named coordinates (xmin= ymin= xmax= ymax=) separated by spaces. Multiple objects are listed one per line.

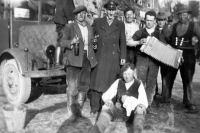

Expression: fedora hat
xmin=156 ymin=12 xmax=167 ymax=20
xmin=176 ymin=5 xmax=192 ymax=14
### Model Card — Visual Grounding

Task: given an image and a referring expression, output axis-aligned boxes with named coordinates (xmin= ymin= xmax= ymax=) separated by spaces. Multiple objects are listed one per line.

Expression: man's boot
xmin=133 ymin=114 xmax=145 ymax=133
xmin=67 ymin=93 xmax=76 ymax=122
xmin=95 ymin=114 xmax=110 ymax=133
xmin=77 ymin=91 xmax=86 ymax=116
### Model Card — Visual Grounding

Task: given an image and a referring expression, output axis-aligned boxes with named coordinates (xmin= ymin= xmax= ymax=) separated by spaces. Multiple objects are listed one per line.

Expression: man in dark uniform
xmin=54 ymin=0 xmax=75 ymax=65
xmin=60 ymin=5 xmax=97 ymax=121
xmin=89 ymin=0 xmax=126 ymax=115
xmin=127 ymin=11 xmax=166 ymax=114
xmin=158 ymin=6 xmax=200 ymax=110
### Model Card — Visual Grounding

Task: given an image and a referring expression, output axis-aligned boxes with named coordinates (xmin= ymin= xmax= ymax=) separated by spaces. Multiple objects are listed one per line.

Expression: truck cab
xmin=0 ymin=0 xmax=66 ymax=105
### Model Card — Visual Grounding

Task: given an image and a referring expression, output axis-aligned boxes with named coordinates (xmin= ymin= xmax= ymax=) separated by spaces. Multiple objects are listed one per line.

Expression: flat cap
xmin=176 ymin=5 xmax=192 ymax=14
xmin=156 ymin=12 xmax=167 ymax=20
xmin=104 ymin=0 xmax=118 ymax=10
xmin=73 ymin=5 xmax=87 ymax=15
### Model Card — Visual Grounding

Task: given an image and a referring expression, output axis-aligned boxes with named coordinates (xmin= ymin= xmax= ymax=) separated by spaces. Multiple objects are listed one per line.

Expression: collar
xmin=145 ymin=26 xmax=156 ymax=34
xmin=106 ymin=16 xmax=114 ymax=22
xmin=76 ymin=20 xmax=87 ymax=27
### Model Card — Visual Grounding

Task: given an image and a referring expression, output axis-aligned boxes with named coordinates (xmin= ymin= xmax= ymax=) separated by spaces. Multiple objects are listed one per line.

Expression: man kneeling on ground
xmin=89 ymin=63 xmax=148 ymax=133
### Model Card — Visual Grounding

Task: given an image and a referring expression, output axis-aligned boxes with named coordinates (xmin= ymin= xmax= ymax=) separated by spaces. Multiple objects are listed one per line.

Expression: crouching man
xmin=89 ymin=63 xmax=148 ymax=133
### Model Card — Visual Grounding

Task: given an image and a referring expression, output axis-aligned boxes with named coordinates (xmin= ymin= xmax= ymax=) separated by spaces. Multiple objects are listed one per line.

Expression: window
xmin=0 ymin=0 xmax=7 ymax=20
xmin=147 ymin=3 xmax=151 ymax=8
xmin=138 ymin=0 xmax=142 ymax=5
xmin=13 ymin=0 xmax=39 ymax=21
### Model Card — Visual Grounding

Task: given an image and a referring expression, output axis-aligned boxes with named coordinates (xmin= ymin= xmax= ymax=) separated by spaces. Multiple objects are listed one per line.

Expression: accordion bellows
xmin=140 ymin=37 xmax=183 ymax=69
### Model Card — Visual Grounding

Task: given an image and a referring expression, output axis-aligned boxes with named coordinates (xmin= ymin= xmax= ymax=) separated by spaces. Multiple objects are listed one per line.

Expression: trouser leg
xmin=161 ymin=67 xmax=178 ymax=103
xmin=179 ymin=62 xmax=195 ymax=105
xmin=67 ymin=93 xmax=77 ymax=121
xmin=90 ymin=90 xmax=103 ymax=113
xmin=78 ymin=52 xmax=91 ymax=92
xmin=66 ymin=66 xmax=80 ymax=121
xmin=77 ymin=91 xmax=86 ymax=116
xmin=146 ymin=61 xmax=159 ymax=106
xmin=133 ymin=104 xmax=146 ymax=133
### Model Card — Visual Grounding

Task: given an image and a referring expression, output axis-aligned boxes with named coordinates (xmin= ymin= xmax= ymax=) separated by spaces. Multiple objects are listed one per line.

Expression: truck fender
xmin=0 ymin=48 xmax=35 ymax=75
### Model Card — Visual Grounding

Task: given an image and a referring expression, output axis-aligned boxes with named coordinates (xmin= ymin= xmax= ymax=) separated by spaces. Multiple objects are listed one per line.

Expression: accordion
xmin=140 ymin=37 xmax=182 ymax=69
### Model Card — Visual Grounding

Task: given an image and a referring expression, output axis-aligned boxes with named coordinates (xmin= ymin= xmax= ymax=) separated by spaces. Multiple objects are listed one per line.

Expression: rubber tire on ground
xmin=2 ymin=59 xmax=31 ymax=104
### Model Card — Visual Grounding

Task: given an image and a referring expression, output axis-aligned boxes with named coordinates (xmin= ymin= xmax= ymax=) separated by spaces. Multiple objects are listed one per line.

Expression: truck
xmin=0 ymin=0 xmax=67 ymax=105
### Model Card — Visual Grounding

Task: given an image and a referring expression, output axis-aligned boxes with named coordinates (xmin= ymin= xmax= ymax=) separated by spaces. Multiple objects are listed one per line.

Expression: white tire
xmin=2 ymin=59 xmax=31 ymax=104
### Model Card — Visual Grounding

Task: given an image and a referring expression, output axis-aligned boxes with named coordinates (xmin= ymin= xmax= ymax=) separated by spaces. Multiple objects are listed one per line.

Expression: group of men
xmin=53 ymin=0 xmax=200 ymax=133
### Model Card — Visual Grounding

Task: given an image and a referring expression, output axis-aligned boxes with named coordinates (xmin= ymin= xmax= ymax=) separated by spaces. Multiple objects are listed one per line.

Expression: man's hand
xmin=120 ymin=59 xmax=126 ymax=65
xmin=105 ymin=99 xmax=113 ymax=107
xmin=140 ymin=38 xmax=147 ymax=45
xmin=70 ymin=35 xmax=79 ymax=49
xmin=126 ymin=38 xmax=135 ymax=46
xmin=121 ymin=95 xmax=128 ymax=103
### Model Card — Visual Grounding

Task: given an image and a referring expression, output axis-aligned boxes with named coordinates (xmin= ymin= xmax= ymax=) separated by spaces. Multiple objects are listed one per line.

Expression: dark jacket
xmin=54 ymin=0 xmax=75 ymax=25
xmin=90 ymin=17 xmax=126 ymax=92
xmin=61 ymin=21 xmax=97 ymax=68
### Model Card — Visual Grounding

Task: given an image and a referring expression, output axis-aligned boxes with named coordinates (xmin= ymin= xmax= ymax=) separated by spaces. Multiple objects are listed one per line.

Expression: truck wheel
xmin=0 ymin=60 xmax=6 ymax=96
xmin=2 ymin=59 xmax=31 ymax=104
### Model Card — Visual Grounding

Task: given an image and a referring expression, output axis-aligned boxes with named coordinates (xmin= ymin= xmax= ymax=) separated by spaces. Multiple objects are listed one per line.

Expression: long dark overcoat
xmin=90 ymin=17 xmax=126 ymax=93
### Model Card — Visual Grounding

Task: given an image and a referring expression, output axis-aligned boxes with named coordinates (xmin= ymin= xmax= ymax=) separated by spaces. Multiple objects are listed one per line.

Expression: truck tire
xmin=2 ymin=59 xmax=31 ymax=104
xmin=0 ymin=60 xmax=6 ymax=96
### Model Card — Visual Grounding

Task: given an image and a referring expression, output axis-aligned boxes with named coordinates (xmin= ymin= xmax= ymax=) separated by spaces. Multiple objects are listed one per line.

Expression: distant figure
xmin=154 ymin=12 xmax=171 ymax=101
xmin=54 ymin=0 xmax=75 ymax=66
xmin=124 ymin=7 xmax=139 ymax=65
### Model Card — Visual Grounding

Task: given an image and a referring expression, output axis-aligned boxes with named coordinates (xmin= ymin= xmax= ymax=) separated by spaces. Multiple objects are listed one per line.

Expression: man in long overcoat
xmin=89 ymin=0 xmax=126 ymax=114
xmin=60 ymin=5 xmax=97 ymax=121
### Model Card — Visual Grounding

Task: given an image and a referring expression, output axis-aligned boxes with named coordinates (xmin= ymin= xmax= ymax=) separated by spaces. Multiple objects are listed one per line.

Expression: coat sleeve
xmin=132 ymin=30 xmax=142 ymax=41
xmin=62 ymin=0 xmax=75 ymax=21
xmin=60 ymin=24 xmax=73 ymax=49
xmin=119 ymin=21 xmax=126 ymax=60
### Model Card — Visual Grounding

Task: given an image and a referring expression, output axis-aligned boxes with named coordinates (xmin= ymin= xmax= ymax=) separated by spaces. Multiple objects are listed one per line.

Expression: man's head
xmin=145 ymin=10 xmax=156 ymax=29
xmin=177 ymin=6 xmax=192 ymax=24
xmin=121 ymin=63 xmax=136 ymax=83
xmin=73 ymin=5 xmax=87 ymax=23
xmin=104 ymin=0 xmax=118 ymax=20
xmin=156 ymin=12 xmax=167 ymax=28
xmin=124 ymin=7 xmax=135 ymax=23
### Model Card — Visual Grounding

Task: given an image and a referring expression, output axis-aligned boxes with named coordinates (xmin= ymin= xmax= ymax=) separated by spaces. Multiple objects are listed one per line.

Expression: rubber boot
xmin=95 ymin=114 xmax=110 ymax=133
xmin=54 ymin=46 xmax=62 ymax=68
xmin=77 ymin=91 xmax=86 ymax=116
xmin=133 ymin=114 xmax=145 ymax=133
xmin=67 ymin=93 xmax=77 ymax=122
